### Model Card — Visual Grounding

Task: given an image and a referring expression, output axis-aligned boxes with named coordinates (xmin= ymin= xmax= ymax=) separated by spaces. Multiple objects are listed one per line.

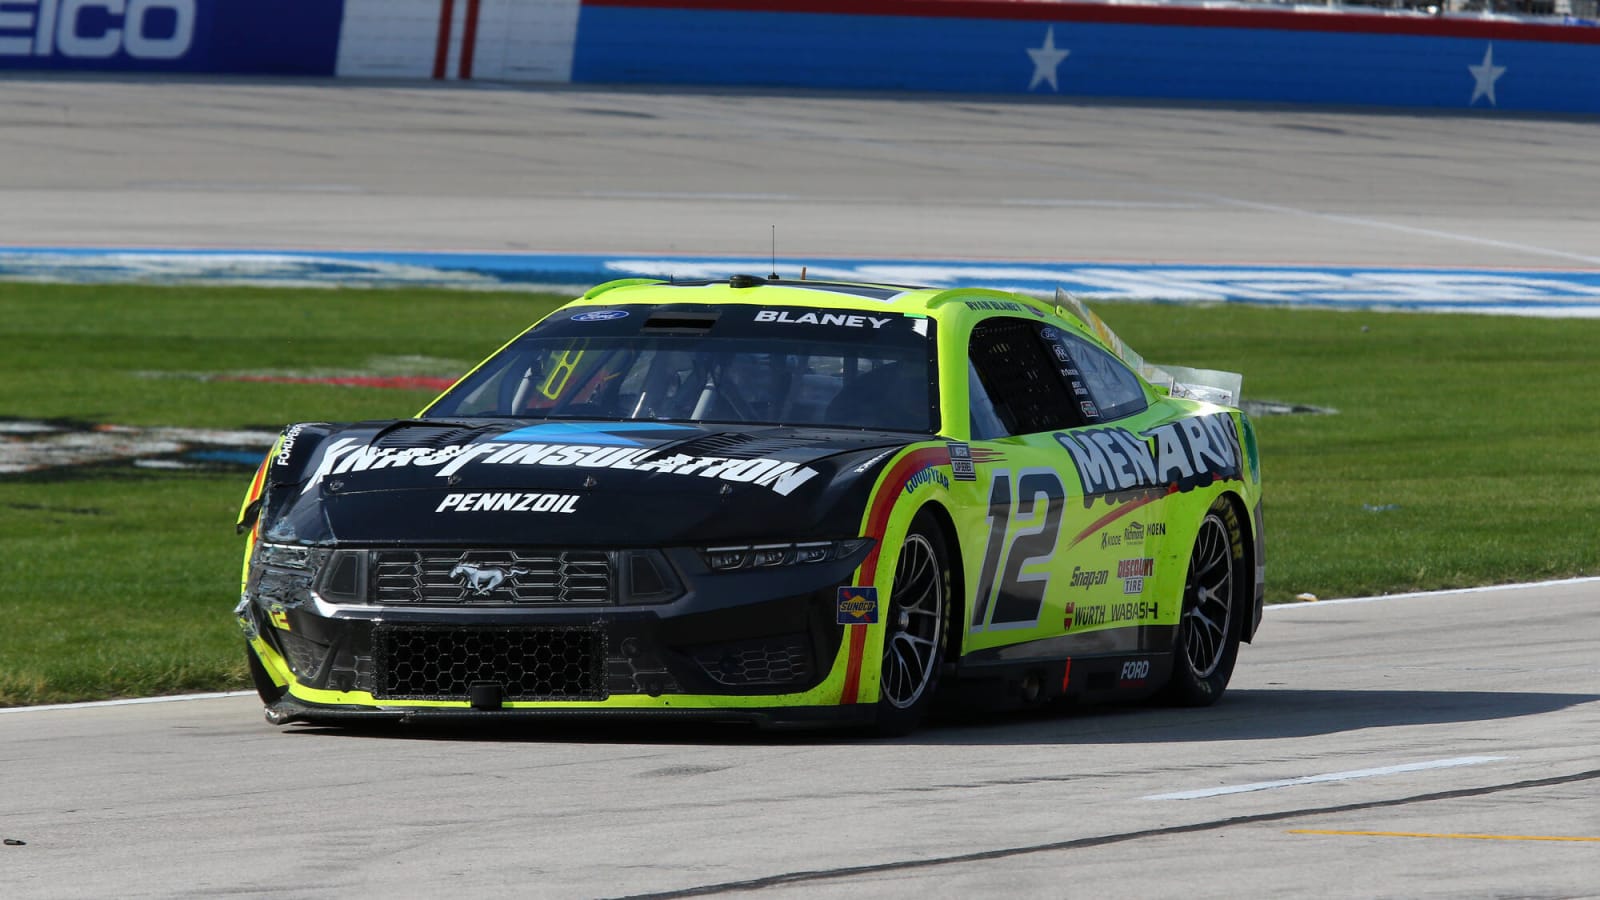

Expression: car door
xmin=957 ymin=314 xmax=1174 ymax=659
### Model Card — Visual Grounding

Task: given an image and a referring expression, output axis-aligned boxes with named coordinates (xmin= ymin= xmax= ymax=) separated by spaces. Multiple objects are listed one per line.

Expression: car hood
xmin=257 ymin=419 xmax=915 ymax=546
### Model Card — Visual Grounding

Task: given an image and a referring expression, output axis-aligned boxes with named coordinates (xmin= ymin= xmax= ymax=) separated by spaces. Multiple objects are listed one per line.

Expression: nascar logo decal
xmin=837 ymin=586 xmax=879 ymax=625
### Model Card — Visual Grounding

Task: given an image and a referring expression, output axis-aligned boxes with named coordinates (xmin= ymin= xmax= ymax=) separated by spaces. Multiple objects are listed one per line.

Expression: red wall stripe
xmin=459 ymin=0 xmax=483 ymax=80
xmin=432 ymin=0 xmax=457 ymax=81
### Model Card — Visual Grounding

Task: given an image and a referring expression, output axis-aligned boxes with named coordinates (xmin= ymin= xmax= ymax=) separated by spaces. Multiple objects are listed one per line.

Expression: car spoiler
xmin=1054 ymin=288 xmax=1242 ymax=407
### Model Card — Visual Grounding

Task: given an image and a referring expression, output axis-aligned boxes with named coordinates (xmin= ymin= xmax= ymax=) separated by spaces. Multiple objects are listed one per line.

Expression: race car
xmin=236 ymin=274 xmax=1264 ymax=734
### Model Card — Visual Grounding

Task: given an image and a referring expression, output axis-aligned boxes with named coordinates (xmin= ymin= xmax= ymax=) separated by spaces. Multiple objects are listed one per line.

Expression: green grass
xmin=1094 ymin=302 xmax=1600 ymax=601
xmin=0 ymin=283 xmax=565 ymax=706
xmin=1 ymin=283 xmax=1595 ymax=705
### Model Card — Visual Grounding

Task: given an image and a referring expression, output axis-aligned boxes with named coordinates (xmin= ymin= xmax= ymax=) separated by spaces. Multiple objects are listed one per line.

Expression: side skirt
xmin=947 ymin=625 xmax=1178 ymax=709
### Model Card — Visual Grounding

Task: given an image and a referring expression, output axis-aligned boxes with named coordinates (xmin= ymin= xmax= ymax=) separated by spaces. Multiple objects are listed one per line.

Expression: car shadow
xmin=280 ymin=688 xmax=1600 ymax=747
xmin=915 ymin=688 xmax=1600 ymax=746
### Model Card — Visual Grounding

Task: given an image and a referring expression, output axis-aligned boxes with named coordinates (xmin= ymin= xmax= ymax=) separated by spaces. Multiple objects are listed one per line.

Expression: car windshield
xmin=424 ymin=304 xmax=939 ymax=433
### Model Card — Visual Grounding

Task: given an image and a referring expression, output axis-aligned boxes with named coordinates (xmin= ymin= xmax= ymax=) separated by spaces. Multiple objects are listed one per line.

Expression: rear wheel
xmin=873 ymin=513 xmax=951 ymax=736
xmin=1160 ymin=497 xmax=1247 ymax=706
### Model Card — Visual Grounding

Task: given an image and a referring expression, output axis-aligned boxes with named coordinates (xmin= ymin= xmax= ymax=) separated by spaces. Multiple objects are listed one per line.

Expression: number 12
xmin=969 ymin=469 xmax=1065 ymax=631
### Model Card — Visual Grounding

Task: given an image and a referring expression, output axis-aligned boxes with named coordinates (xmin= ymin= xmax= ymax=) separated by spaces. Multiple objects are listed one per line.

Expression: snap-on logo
xmin=0 ymin=0 xmax=197 ymax=60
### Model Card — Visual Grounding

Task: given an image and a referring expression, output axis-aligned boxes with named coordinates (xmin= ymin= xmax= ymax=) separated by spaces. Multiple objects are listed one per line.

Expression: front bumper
xmin=240 ymin=543 xmax=875 ymax=722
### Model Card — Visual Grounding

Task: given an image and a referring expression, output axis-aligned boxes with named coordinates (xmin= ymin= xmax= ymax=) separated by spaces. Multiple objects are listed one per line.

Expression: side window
xmin=967 ymin=362 xmax=1009 ymax=440
xmin=968 ymin=317 xmax=1085 ymax=435
xmin=1050 ymin=332 xmax=1148 ymax=422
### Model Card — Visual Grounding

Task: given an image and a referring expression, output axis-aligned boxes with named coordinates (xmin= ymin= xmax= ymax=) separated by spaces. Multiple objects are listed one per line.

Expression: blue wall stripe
xmin=5 ymin=246 xmax=1600 ymax=315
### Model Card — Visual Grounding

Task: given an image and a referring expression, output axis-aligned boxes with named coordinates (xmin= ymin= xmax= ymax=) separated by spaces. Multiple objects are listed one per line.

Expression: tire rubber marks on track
xmin=609 ymin=767 xmax=1600 ymax=900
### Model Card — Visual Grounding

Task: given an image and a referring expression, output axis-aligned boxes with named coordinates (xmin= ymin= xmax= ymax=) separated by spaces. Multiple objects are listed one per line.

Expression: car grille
xmin=372 ymin=549 xmax=611 ymax=605
xmin=692 ymin=635 xmax=813 ymax=687
xmin=373 ymin=625 xmax=607 ymax=701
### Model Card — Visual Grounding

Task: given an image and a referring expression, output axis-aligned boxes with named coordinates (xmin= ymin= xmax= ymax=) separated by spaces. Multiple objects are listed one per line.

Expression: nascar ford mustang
xmin=237 ymin=275 xmax=1263 ymax=734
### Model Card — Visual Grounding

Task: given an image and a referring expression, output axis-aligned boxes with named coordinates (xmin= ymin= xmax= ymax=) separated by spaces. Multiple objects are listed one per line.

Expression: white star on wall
xmin=1468 ymin=43 xmax=1507 ymax=106
xmin=1027 ymin=27 xmax=1070 ymax=92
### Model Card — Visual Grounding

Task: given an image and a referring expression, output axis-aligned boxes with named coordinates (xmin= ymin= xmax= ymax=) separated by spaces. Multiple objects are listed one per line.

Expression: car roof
xmin=566 ymin=275 xmax=1100 ymax=337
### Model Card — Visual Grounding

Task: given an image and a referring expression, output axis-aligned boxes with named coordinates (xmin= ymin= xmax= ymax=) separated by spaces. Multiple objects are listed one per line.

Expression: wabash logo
xmin=0 ymin=0 xmax=196 ymax=60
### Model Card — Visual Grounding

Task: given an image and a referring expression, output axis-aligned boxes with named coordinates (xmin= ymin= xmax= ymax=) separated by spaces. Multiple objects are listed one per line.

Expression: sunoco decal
xmin=303 ymin=439 xmax=819 ymax=496
xmin=1054 ymin=412 xmax=1242 ymax=507
xmin=837 ymin=586 xmax=880 ymax=625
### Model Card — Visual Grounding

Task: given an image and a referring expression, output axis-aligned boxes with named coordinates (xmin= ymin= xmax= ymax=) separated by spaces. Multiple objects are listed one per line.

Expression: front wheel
xmin=873 ymin=512 xmax=951 ymax=736
xmin=1160 ymin=497 xmax=1248 ymax=707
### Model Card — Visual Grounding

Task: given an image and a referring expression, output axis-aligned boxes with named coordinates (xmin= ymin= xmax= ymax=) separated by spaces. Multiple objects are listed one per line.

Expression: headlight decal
xmin=698 ymin=538 xmax=873 ymax=572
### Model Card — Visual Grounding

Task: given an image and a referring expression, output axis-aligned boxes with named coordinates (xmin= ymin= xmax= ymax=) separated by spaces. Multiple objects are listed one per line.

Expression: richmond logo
xmin=450 ymin=564 xmax=528 ymax=595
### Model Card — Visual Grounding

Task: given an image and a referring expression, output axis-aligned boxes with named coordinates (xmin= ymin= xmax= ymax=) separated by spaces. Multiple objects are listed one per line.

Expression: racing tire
xmin=873 ymin=512 xmax=952 ymax=737
xmin=1160 ymin=496 xmax=1248 ymax=707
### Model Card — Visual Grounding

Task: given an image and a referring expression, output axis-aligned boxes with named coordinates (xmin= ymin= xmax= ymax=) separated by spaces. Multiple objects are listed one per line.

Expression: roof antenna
xmin=770 ymin=225 xmax=778 ymax=281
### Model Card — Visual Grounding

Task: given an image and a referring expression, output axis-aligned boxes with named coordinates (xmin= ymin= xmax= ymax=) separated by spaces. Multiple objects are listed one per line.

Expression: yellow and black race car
xmin=236 ymin=276 xmax=1264 ymax=735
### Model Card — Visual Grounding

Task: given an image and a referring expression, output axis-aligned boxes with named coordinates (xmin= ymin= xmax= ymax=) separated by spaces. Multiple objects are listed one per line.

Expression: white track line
xmin=1267 ymin=575 xmax=1600 ymax=611
xmin=0 ymin=690 xmax=255 ymax=715
xmin=1142 ymin=756 xmax=1507 ymax=801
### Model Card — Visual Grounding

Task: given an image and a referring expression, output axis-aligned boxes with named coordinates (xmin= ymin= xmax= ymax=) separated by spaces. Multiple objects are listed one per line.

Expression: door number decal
xmin=970 ymin=469 xmax=1065 ymax=631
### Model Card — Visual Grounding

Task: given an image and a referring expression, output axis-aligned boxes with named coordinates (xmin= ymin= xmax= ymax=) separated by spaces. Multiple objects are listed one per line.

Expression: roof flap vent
xmin=643 ymin=310 xmax=720 ymax=333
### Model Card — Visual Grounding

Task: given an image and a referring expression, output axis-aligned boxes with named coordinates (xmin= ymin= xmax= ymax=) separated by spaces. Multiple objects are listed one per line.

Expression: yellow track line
xmin=1290 ymin=830 xmax=1600 ymax=843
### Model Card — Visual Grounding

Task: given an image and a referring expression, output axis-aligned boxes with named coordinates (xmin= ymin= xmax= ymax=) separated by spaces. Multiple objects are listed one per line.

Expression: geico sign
xmin=0 ymin=0 xmax=195 ymax=60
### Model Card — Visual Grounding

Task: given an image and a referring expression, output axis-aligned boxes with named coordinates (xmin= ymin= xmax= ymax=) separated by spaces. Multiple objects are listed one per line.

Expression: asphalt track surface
xmin=3 ymin=78 xmax=1600 ymax=898
xmin=3 ymin=582 xmax=1598 ymax=898
xmin=4 ymin=76 xmax=1600 ymax=268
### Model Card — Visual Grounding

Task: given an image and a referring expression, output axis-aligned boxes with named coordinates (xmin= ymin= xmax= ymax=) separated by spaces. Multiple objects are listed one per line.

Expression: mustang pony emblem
xmin=450 ymin=563 xmax=529 ymax=595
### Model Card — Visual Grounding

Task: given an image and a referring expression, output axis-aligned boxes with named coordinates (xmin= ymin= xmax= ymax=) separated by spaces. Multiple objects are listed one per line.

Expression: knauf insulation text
xmin=301 ymin=439 xmax=821 ymax=496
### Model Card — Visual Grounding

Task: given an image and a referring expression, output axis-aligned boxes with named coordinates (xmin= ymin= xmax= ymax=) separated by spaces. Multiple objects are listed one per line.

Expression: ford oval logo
xmin=571 ymin=309 xmax=629 ymax=322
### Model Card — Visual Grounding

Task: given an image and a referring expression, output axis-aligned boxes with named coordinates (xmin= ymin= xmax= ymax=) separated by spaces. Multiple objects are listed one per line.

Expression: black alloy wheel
xmin=874 ymin=512 xmax=951 ymax=736
xmin=1160 ymin=496 xmax=1247 ymax=707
